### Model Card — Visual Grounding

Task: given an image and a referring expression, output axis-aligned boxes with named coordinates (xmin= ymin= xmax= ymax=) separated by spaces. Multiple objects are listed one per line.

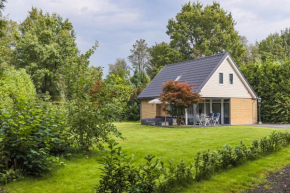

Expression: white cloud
xmin=4 ymin=0 xmax=290 ymax=75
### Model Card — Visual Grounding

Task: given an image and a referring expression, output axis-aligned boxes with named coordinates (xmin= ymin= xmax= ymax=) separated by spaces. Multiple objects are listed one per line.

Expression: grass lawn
xmin=2 ymin=122 xmax=290 ymax=193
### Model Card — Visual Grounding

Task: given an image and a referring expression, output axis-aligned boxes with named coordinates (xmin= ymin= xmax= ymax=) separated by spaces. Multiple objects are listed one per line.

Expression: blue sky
xmin=3 ymin=0 xmax=290 ymax=75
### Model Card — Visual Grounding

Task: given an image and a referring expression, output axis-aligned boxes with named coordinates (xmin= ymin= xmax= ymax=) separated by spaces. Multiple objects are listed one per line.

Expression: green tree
xmin=0 ymin=0 xmax=7 ymax=37
xmin=108 ymin=58 xmax=130 ymax=80
xmin=0 ymin=98 xmax=70 ymax=178
xmin=240 ymin=36 xmax=261 ymax=64
xmin=14 ymin=8 xmax=79 ymax=100
xmin=160 ymin=80 xmax=202 ymax=125
xmin=0 ymin=64 xmax=36 ymax=109
xmin=128 ymin=39 xmax=150 ymax=73
xmin=147 ymin=42 xmax=183 ymax=79
xmin=0 ymin=0 xmax=5 ymax=11
xmin=258 ymin=28 xmax=290 ymax=63
xmin=167 ymin=1 xmax=245 ymax=63
xmin=241 ymin=61 xmax=290 ymax=123
xmin=258 ymin=33 xmax=285 ymax=62
xmin=0 ymin=20 xmax=18 ymax=65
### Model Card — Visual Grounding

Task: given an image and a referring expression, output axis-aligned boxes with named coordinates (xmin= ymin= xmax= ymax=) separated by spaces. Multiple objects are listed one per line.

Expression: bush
xmin=67 ymin=99 xmax=122 ymax=151
xmin=97 ymin=131 xmax=290 ymax=193
xmin=0 ymin=98 xmax=70 ymax=180
xmin=97 ymin=140 xmax=162 ymax=193
xmin=0 ymin=64 xmax=36 ymax=109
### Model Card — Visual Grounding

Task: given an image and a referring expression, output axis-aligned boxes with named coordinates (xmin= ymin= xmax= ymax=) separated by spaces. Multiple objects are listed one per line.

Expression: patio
xmin=142 ymin=98 xmax=230 ymax=126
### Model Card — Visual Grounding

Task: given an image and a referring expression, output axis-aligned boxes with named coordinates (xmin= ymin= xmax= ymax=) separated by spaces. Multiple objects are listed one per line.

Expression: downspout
xmin=137 ymin=99 xmax=141 ymax=120
xmin=252 ymin=98 xmax=256 ymax=124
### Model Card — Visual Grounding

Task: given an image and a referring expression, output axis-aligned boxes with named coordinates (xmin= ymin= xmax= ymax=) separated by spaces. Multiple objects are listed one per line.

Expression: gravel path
xmin=247 ymin=165 xmax=290 ymax=193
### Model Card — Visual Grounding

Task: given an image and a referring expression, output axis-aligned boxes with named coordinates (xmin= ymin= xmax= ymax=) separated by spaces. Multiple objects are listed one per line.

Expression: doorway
xmin=223 ymin=101 xmax=230 ymax=124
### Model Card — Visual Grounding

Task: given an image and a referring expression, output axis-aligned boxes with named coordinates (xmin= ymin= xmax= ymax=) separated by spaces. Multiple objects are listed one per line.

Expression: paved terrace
xmin=250 ymin=124 xmax=290 ymax=129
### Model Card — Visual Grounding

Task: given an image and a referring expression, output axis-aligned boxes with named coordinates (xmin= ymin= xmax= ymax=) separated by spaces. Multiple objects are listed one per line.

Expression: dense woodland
xmin=1 ymin=0 xmax=290 ymax=187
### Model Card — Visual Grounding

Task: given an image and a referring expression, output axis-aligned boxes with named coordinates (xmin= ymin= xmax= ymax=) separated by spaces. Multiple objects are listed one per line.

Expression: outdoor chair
xmin=212 ymin=113 xmax=220 ymax=126
xmin=209 ymin=113 xmax=214 ymax=125
xmin=196 ymin=114 xmax=201 ymax=125
xmin=200 ymin=115 xmax=210 ymax=126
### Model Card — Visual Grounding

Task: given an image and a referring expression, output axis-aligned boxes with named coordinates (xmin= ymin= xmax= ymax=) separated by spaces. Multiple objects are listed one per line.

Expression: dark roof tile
xmin=137 ymin=52 xmax=228 ymax=99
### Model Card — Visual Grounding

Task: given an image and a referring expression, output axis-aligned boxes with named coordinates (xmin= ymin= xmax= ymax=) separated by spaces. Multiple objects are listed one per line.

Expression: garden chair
xmin=196 ymin=114 xmax=201 ymax=125
xmin=209 ymin=113 xmax=214 ymax=125
xmin=200 ymin=115 xmax=210 ymax=126
xmin=212 ymin=113 xmax=220 ymax=126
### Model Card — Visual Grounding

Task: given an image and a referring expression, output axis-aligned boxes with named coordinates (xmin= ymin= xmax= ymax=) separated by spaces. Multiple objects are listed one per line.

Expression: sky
xmin=3 ymin=0 xmax=290 ymax=75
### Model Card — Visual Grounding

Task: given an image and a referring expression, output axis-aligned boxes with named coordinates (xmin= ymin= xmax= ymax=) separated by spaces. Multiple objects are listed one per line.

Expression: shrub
xmin=97 ymin=131 xmax=290 ymax=192
xmin=0 ymin=64 xmax=36 ymax=109
xmin=218 ymin=145 xmax=235 ymax=169
xmin=67 ymin=99 xmax=122 ymax=151
xmin=97 ymin=140 xmax=162 ymax=193
xmin=0 ymin=98 xmax=70 ymax=179
xmin=233 ymin=142 xmax=248 ymax=166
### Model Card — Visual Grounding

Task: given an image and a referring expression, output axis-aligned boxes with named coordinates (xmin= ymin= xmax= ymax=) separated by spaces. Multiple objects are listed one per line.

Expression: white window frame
xmin=219 ymin=73 xmax=224 ymax=85
xmin=229 ymin=73 xmax=234 ymax=85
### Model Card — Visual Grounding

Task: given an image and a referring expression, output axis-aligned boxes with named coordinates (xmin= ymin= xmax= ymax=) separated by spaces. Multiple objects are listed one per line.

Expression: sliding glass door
xmin=194 ymin=98 xmax=230 ymax=125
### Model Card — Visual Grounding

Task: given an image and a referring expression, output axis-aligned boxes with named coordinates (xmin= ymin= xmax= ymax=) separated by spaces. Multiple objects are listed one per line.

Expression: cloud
xmin=3 ymin=0 xmax=290 ymax=75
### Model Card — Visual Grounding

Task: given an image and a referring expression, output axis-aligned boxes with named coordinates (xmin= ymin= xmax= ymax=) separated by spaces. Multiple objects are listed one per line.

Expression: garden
xmin=2 ymin=0 xmax=290 ymax=193
xmin=2 ymin=122 xmax=290 ymax=193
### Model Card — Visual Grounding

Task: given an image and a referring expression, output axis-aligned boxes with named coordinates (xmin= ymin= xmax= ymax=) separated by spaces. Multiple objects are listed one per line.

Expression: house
xmin=137 ymin=52 xmax=258 ymax=125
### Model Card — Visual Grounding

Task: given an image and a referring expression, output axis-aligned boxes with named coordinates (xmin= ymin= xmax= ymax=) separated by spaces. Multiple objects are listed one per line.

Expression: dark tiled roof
xmin=137 ymin=52 xmax=228 ymax=99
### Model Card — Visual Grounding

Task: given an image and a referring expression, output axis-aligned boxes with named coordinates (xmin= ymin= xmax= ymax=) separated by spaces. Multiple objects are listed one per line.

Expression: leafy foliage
xmin=97 ymin=131 xmax=290 ymax=193
xmin=166 ymin=1 xmax=245 ymax=63
xmin=128 ymin=39 xmax=150 ymax=73
xmin=0 ymin=0 xmax=7 ymax=37
xmin=108 ymin=58 xmax=130 ymax=81
xmin=160 ymin=81 xmax=202 ymax=125
xmin=0 ymin=20 xmax=18 ymax=65
xmin=240 ymin=60 xmax=290 ymax=123
xmin=0 ymin=64 xmax=36 ymax=109
xmin=147 ymin=42 xmax=183 ymax=79
xmin=13 ymin=8 xmax=80 ymax=99
xmin=258 ymin=29 xmax=290 ymax=63
xmin=0 ymin=98 xmax=70 ymax=181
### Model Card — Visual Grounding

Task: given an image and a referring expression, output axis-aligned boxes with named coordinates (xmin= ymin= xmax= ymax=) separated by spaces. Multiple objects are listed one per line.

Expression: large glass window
xmin=188 ymin=105 xmax=194 ymax=117
xmin=206 ymin=103 xmax=210 ymax=116
xmin=197 ymin=103 xmax=204 ymax=115
xmin=219 ymin=73 xmax=223 ymax=84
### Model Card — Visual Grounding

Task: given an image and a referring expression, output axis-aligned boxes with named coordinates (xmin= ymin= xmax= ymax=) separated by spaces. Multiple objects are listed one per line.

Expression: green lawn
xmin=3 ymin=122 xmax=290 ymax=193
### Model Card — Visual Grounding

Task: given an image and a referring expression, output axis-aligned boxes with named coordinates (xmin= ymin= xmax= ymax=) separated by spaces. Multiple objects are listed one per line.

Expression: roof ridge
xmin=166 ymin=52 xmax=228 ymax=67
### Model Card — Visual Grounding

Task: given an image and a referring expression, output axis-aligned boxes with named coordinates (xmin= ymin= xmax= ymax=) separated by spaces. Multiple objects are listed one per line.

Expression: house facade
xmin=137 ymin=52 xmax=258 ymax=125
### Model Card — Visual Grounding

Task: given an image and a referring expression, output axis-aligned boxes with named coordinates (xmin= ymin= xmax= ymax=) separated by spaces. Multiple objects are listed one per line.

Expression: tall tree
xmin=14 ymin=8 xmax=80 ymax=100
xmin=128 ymin=39 xmax=150 ymax=73
xmin=167 ymin=1 xmax=245 ymax=63
xmin=108 ymin=58 xmax=130 ymax=80
xmin=160 ymin=80 xmax=202 ymax=125
xmin=0 ymin=0 xmax=5 ymax=10
xmin=240 ymin=36 xmax=261 ymax=64
xmin=258 ymin=28 xmax=290 ymax=63
xmin=0 ymin=20 xmax=18 ymax=64
xmin=0 ymin=0 xmax=7 ymax=37
xmin=147 ymin=42 xmax=183 ymax=79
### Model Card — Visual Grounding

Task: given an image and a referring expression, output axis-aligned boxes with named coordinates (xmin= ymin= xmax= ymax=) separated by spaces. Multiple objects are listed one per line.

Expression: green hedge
xmin=96 ymin=131 xmax=290 ymax=193
xmin=0 ymin=98 xmax=71 ymax=184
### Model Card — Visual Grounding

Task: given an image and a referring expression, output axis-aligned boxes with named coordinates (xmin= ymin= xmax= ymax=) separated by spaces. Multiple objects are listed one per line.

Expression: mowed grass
xmin=3 ymin=122 xmax=290 ymax=193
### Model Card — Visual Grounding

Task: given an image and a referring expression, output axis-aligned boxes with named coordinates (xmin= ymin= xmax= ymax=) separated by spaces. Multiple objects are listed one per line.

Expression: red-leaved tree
xmin=160 ymin=80 xmax=202 ymax=125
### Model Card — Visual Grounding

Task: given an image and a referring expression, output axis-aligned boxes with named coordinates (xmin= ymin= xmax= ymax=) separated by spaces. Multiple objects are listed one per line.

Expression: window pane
xmin=219 ymin=73 xmax=223 ymax=84
xmin=206 ymin=103 xmax=210 ymax=116
xmin=229 ymin=74 xmax=233 ymax=84
xmin=224 ymin=99 xmax=230 ymax=103
xmin=212 ymin=99 xmax=221 ymax=103
xmin=188 ymin=105 xmax=193 ymax=116
xmin=198 ymin=103 xmax=204 ymax=115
